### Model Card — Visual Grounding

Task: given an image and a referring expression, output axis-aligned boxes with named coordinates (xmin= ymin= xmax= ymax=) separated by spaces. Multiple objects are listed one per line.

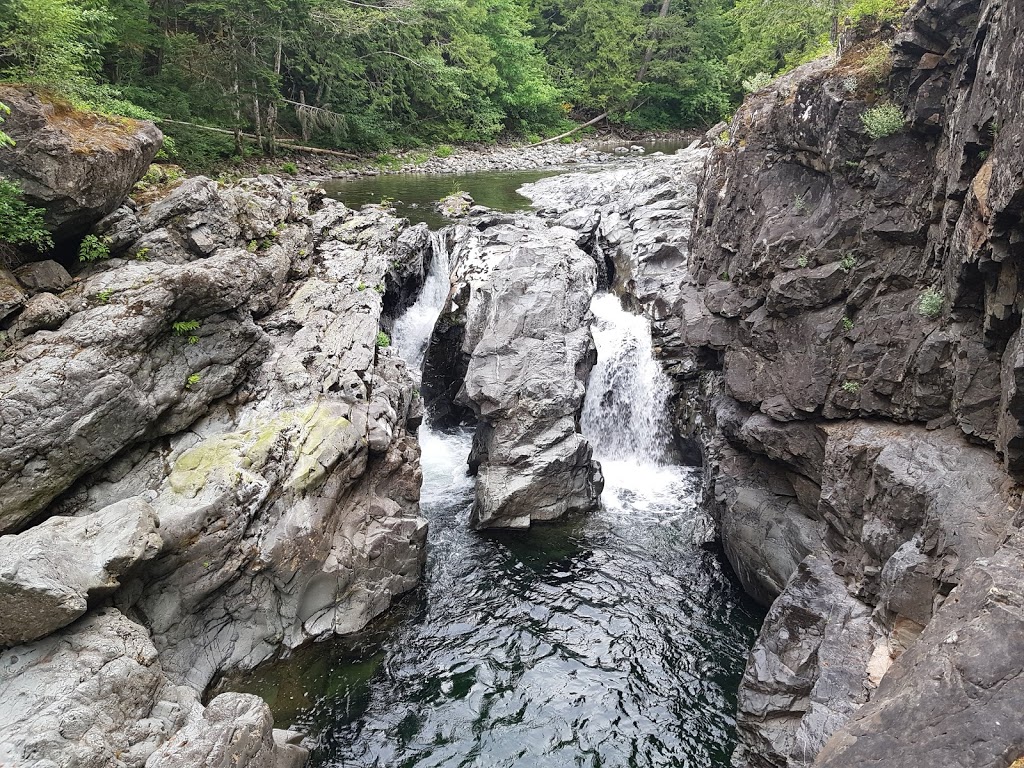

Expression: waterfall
xmin=582 ymin=293 xmax=688 ymax=515
xmin=392 ymin=229 xmax=452 ymax=377
xmin=581 ymin=294 xmax=674 ymax=463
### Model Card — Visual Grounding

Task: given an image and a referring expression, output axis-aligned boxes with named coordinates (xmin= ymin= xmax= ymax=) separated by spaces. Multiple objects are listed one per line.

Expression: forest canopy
xmin=0 ymin=0 xmax=909 ymax=163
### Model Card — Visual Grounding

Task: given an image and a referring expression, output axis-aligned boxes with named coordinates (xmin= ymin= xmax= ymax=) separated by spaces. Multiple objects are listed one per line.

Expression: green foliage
xmin=95 ymin=288 xmax=114 ymax=304
xmin=844 ymin=0 xmax=909 ymax=25
xmin=842 ymin=316 xmax=854 ymax=331
xmin=0 ymin=178 xmax=52 ymax=251
xmin=0 ymin=102 xmax=14 ymax=148
xmin=793 ymin=193 xmax=808 ymax=215
xmin=797 ymin=253 xmax=809 ymax=268
xmin=839 ymin=253 xmax=856 ymax=272
xmin=185 ymin=372 xmax=202 ymax=389
xmin=918 ymin=287 xmax=943 ymax=319
xmin=841 ymin=380 xmax=861 ymax=394
xmin=434 ymin=145 xmax=455 ymax=158
xmin=861 ymin=103 xmax=904 ymax=139
xmin=375 ymin=331 xmax=391 ymax=348
xmin=78 ymin=234 xmax=111 ymax=262
xmin=172 ymin=319 xmax=201 ymax=336
xmin=279 ymin=161 xmax=298 ymax=175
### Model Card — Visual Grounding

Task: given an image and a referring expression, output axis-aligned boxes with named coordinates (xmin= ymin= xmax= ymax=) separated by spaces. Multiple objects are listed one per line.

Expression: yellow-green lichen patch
xmin=169 ymin=433 xmax=248 ymax=497
xmin=286 ymin=405 xmax=360 ymax=492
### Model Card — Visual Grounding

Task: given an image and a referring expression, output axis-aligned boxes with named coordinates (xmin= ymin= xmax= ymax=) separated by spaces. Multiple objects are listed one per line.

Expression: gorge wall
xmin=526 ymin=0 xmax=1024 ymax=763
xmin=0 ymin=89 xmax=431 ymax=767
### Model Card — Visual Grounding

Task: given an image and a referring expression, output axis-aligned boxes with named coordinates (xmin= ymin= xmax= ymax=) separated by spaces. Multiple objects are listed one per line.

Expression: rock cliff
xmin=524 ymin=0 xmax=1024 ymax=761
xmin=0 ymin=109 xmax=432 ymax=762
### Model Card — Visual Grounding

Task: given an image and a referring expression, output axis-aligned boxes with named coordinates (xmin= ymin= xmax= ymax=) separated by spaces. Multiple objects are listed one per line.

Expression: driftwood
xmin=159 ymin=119 xmax=361 ymax=160
xmin=527 ymin=112 xmax=609 ymax=148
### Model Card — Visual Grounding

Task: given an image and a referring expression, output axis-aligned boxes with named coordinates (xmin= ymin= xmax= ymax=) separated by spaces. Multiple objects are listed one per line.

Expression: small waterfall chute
xmin=391 ymin=229 xmax=452 ymax=377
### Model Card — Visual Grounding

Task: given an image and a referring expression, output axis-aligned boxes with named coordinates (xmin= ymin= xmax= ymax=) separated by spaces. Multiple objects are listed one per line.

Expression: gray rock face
xmin=423 ymin=216 xmax=602 ymax=528
xmin=0 ymin=609 xmax=301 ymax=768
xmin=0 ymin=168 xmax=432 ymax=763
xmin=0 ymin=499 xmax=162 ymax=646
xmin=0 ymin=86 xmax=161 ymax=243
xmin=11 ymin=291 xmax=71 ymax=337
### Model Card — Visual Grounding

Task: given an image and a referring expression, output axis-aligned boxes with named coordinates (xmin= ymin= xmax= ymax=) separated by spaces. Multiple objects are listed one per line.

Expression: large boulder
xmin=0 ymin=86 xmax=161 ymax=243
xmin=423 ymin=215 xmax=603 ymax=529
xmin=0 ymin=498 xmax=162 ymax=646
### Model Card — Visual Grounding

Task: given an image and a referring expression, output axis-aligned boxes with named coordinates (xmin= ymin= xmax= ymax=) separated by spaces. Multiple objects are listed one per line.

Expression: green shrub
xmin=842 ymin=316 xmax=855 ymax=331
xmin=840 ymin=253 xmax=856 ymax=272
xmin=918 ymin=287 xmax=944 ymax=319
xmin=841 ymin=380 xmax=861 ymax=394
xmin=861 ymin=104 xmax=904 ymax=139
xmin=375 ymin=331 xmax=391 ymax=348
xmin=434 ymin=145 xmax=454 ymax=159
xmin=0 ymin=179 xmax=52 ymax=253
xmin=280 ymin=161 xmax=298 ymax=175
xmin=78 ymin=234 xmax=111 ymax=262
xmin=797 ymin=254 xmax=809 ymax=268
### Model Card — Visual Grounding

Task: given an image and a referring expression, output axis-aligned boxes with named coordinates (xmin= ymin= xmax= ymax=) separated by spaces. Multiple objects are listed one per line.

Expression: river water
xmin=222 ymin=172 xmax=762 ymax=767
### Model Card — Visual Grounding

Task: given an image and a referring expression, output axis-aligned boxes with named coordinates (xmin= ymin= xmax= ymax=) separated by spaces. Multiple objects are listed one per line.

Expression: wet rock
xmin=733 ymin=557 xmax=877 ymax=768
xmin=423 ymin=217 xmax=602 ymax=528
xmin=0 ymin=86 xmax=161 ymax=243
xmin=0 ymin=498 xmax=162 ymax=646
xmin=13 ymin=260 xmax=73 ymax=294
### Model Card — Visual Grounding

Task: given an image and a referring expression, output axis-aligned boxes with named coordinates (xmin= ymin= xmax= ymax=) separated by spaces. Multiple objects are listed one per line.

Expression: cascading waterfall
xmin=581 ymin=294 xmax=674 ymax=463
xmin=581 ymin=293 xmax=694 ymax=518
xmin=391 ymin=229 xmax=452 ymax=375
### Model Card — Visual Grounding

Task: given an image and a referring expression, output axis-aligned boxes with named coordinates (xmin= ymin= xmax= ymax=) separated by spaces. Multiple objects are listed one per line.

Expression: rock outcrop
xmin=0 ymin=86 xmax=162 ymax=243
xmin=526 ymin=2 xmax=1024 ymax=760
xmin=0 ymin=499 xmax=162 ymax=646
xmin=422 ymin=215 xmax=602 ymax=528
xmin=0 ymin=168 xmax=433 ymax=761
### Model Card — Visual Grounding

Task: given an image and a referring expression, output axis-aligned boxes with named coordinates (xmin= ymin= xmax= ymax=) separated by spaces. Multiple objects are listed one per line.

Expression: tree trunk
xmin=627 ymin=0 xmax=671 ymax=112
xmin=528 ymin=112 xmax=609 ymax=147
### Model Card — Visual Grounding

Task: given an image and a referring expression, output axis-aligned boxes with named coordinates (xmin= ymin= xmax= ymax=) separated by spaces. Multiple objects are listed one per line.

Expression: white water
xmin=581 ymin=294 xmax=693 ymax=519
xmin=391 ymin=230 xmax=452 ymax=375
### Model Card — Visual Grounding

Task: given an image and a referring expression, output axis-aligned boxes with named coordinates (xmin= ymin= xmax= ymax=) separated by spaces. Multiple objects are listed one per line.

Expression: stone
xmin=11 ymin=291 xmax=71 ymax=337
xmin=0 ymin=86 xmax=161 ymax=242
xmin=13 ymin=260 xmax=73 ymax=294
xmin=0 ymin=498 xmax=162 ymax=646
xmin=0 ymin=268 xmax=26 ymax=322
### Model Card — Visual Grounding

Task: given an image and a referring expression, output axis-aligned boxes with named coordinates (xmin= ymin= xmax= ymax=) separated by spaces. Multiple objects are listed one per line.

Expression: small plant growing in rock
xmin=861 ymin=104 xmax=904 ymax=139
xmin=185 ymin=373 xmax=202 ymax=389
xmin=842 ymin=316 xmax=855 ymax=331
xmin=918 ymin=287 xmax=944 ymax=318
xmin=357 ymin=281 xmax=367 ymax=291
xmin=173 ymin=319 xmax=201 ymax=338
xmin=841 ymin=380 xmax=861 ymax=394
xmin=840 ymin=253 xmax=857 ymax=273
xmin=374 ymin=283 xmax=385 ymax=294
xmin=280 ymin=161 xmax=298 ymax=175
xmin=376 ymin=331 xmax=391 ymax=348
xmin=792 ymin=193 xmax=808 ymax=215
xmin=742 ymin=72 xmax=773 ymax=93
xmin=714 ymin=130 xmax=730 ymax=148
xmin=797 ymin=254 xmax=809 ymax=268
xmin=247 ymin=240 xmax=258 ymax=252
xmin=95 ymin=289 xmax=114 ymax=304
xmin=134 ymin=248 xmax=150 ymax=261
xmin=79 ymin=234 xmax=111 ymax=262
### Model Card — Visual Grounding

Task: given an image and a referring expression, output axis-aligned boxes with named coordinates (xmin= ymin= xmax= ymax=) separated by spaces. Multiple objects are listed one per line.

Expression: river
xmin=220 ymin=167 xmax=763 ymax=768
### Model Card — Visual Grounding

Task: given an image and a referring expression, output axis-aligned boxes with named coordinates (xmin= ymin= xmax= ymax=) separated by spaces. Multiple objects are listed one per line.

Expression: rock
xmin=435 ymin=191 xmax=473 ymax=218
xmin=0 ymin=268 xmax=26 ymax=322
xmin=13 ymin=260 xmax=73 ymax=294
xmin=0 ymin=499 xmax=162 ymax=646
xmin=11 ymin=291 xmax=71 ymax=337
xmin=146 ymin=693 xmax=307 ymax=768
xmin=817 ymin=530 xmax=1024 ymax=768
xmin=423 ymin=217 xmax=602 ymax=528
xmin=733 ymin=556 xmax=877 ymax=768
xmin=0 ymin=86 xmax=161 ymax=243
xmin=0 ymin=609 xmax=196 ymax=767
